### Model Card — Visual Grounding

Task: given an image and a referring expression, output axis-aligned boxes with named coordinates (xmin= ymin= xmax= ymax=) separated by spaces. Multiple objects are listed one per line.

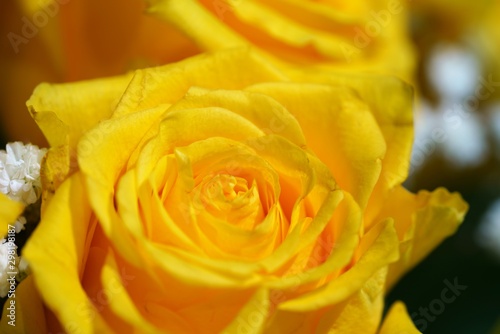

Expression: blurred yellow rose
xmin=409 ymin=0 xmax=489 ymax=41
xmin=1 ymin=0 xmax=416 ymax=146
xmin=0 ymin=194 xmax=24 ymax=236
xmin=147 ymin=0 xmax=415 ymax=82
xmin=475 ymin=1 xmax=500 ymax=101
xmin=0 ymin=0 xmax=199 ymax=145
xmin=2 ymin=49 xmax=466 ymax=333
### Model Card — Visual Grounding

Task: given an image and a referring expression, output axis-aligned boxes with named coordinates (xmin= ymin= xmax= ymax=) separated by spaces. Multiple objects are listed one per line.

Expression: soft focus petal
xmin=0 ymin=193 xmax=24 ymax=237
xmin=0 ymin=276 xmax=47 ymax=334
xmin=23 ymin=173 xmax=110 ymax=333
xmin=147 ymin=0 xmax=415 ymax=81
xmin=147 ymin=0 xmax=247 ymax=51
xmin=2 ymin=0 xmax=200 ymax=145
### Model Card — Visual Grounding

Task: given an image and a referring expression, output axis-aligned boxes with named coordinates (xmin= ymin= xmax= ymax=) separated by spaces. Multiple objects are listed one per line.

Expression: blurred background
xmin=387 ymin=1 xmax=500 ymax=333
xmin=1 ymin=0 xmax=499 ymax=333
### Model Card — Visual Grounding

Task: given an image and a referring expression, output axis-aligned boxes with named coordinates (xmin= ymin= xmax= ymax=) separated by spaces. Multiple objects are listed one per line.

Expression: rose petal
xmin=376 ymin=186 xmax=468 ymax=290
xmin=246 ymin=82 xmax=386 ymax=209
xmin=27 ymin=74 xmax=133 ymax=148
xmin=231 ymin=0 xmax=349 ymax=60
xmin=266 ymin=191 xmax=361 ymax=290
xmin=378 ymin=301 xmax=420 ymax=334
xmin=279 ymin=218 xmax=399 ymax=312
xmin=315 ymin=267 xmax=387 ymax=333
xmin=286 ymin=72 xmax=414 ymax=224
xmin=146 ymin=0 xmax=246 ymax=52
xmin=0 ymin=193 xmax=24 ymax=237
xmin=221 ymin=288 xmax=270 ymax=333
xmin=23 ymin=173 xmax=110 ymax=332
xmin=112 ymin=48 xmax=287 ymax=117
xmin=78 ymin=105 xmax=167 ymax=266
xmin=100 ymin=251 xmax=163 ymax=333
xmin=169 ymin=87 xmax=307 ymax=147
xmin=0 ymin=276 xmax=47 ymax=333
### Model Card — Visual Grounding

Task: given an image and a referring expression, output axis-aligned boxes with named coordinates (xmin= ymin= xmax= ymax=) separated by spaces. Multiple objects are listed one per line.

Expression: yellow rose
xmin=4 ymin=49 xmax=466 ymax=333
xmin=146 ymin=0 xmax=415 ymax=82
xmin=0 ymin=0 xmax=199 ymax=145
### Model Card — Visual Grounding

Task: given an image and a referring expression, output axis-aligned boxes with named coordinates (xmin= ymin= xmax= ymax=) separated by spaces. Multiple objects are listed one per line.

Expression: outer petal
xmin=78 ymin=105 xmax=167 ymax=267
xmin=113 ymin=48 xmax=287 ymax=117
xmin=246 ymin=82 xmax=386 ymax=209
xmin=315 ymin=267 xmax=387 ymax=334
xmin=289 ymin=71 xmax=414 ymax=191
xmin=288 ymin=71 xmax=415 ymax=229
xmin=146 ymin=0 xmax=247 ymax=51
xmin=27 ymin=74 xmax=133 ymax=148
xmin=23 ymin=173 xmax=111 ymax=333
xmin=376 ymin=187 xmax=468 ymax=290
xmin=0 ymin=193 xmax=24 ymax=237
xmin=378 ymin=301 xmax=420 ymax=334
xmin=0 ymin=276 xmax=47 ymax=333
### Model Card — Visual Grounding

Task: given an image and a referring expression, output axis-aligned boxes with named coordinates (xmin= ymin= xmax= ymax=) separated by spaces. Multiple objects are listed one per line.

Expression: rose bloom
xmin=147 ymin=0 xmax=415 ymax=82
xmin=0 ymin=49 xmax=466 ymax=333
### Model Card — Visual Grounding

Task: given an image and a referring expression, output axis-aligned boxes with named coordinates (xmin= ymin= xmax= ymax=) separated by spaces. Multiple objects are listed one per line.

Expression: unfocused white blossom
xmin=476 ymin=198 xmax=500 ymax=260
xmin=12 ymin=216 xmax=27 ymax=234
xmin=488 ymin=103 xmax=500 ymax=158
xmin=427 ymin=44 xmax=480 ymax=101
xmin=412 ymin=101 xmax=488 ymax=169
xmin=17 ymin=256 xmax=30 ymax=282
xmin=0 ymin=142 xmax=46 ymax=205
xmin=439 ymin=107 xmax=488 ymax=167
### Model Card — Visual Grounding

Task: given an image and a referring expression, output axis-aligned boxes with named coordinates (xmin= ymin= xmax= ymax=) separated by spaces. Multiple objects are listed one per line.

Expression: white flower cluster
xmin=0 ymin=142 xmax=46 ymax=297
xmin=0 ymin=142 xmax=46 ymax=205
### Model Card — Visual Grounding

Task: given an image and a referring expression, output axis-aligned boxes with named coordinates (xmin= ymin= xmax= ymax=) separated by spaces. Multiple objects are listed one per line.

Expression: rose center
xmin=193 ymin=173 xmax=264 ymax=230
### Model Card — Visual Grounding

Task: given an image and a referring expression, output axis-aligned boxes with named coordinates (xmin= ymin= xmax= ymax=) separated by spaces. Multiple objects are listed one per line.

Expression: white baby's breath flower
xmin=13 ymin=216 xmax=27 ymax=233
xmin=17 ymin=256 xmax=30 ymax=281
xmin=0 ymin=142 xmax=47 ymax=205
xmin=0 ymin=239 xmax=19 ymax=297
